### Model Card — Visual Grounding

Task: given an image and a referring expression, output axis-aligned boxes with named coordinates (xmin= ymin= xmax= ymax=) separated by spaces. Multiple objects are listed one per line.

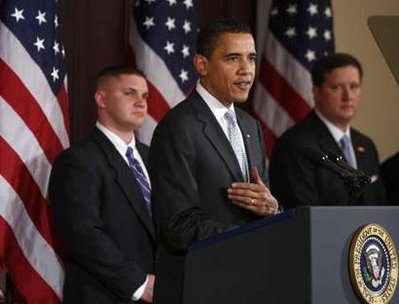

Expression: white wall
xmin=334 ymin=1 xmax=399 ymax=161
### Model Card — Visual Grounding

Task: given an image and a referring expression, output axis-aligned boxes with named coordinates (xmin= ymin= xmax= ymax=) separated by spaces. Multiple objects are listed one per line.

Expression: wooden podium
xmin=183 ymin=206 xmax=399 ymax=303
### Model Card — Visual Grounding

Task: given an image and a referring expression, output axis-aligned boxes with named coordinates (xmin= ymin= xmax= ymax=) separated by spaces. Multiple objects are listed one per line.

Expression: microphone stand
xmin=324 ymin=150 xmax=371 ymax=204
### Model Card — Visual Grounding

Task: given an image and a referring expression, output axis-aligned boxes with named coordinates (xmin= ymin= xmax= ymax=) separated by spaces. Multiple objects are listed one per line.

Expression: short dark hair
xmin=311 ymin=53 xmax=363 ymax=87
xmin=197 ymin=18 xmax=252 ymax=58
xmin=96 ymin=65 xmax=146 ymax=88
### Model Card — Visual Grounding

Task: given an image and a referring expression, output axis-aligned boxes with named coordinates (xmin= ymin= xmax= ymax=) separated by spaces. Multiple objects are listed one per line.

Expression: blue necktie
xmin=126 ymin=147 xmax=152 ymax=216
xmin=340 ymin=135 xmax=356 ymax=168
xmin=224 ymin=110 xmax=249 ymax=181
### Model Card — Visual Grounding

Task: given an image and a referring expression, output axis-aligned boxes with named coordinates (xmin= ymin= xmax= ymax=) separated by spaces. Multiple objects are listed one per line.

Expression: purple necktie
xmin=126 ymin=147 xmax=152 ymax=216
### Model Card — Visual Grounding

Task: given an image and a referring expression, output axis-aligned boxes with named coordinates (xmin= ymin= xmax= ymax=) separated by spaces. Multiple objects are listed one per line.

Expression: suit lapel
xmin=351 ymin=130 xmax=367 ymax=170
xmin=319 ymin=131 xmax=342 ymax=156
xmin=236 ymin=110 xmax=255 ymax=171
xmin=310 ymin=112 xmax=343 ymax=156
xmin=92 ymin=129 xmax=155 ymax=240
xmin=191 ymin=94 xmax=244 ymax=182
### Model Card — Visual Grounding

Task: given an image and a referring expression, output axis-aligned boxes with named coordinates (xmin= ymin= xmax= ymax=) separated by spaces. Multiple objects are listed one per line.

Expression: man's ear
xmin=95 ymin=90 xmax=106 ymax=109
xmin=193 ymin=54 xmax=208 ymax=77
xmin=312 ymin=85 xmax=320 ymax=105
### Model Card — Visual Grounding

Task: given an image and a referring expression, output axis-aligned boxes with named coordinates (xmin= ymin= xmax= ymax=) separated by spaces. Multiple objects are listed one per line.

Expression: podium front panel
xmin=183 ymin=206 xmax=399 ymax=304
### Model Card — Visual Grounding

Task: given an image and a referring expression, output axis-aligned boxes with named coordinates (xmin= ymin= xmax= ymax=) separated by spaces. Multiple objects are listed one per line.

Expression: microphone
xmin=305 ymin=147 xmax=371 ymax=203
xmin=324 ymin=150 xmax=371 ymax=184
xmin=305 ymin=148 xmax=358 ymax=181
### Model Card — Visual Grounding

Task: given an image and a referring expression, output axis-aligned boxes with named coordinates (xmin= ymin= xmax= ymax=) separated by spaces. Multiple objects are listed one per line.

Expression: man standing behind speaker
xmin=49 ymin=66 xmax=155 ymax=303
xmin=148 ymin=18 xmax=279 ymax=304
xmin=270 ymin=53 xmax=386 ymax=209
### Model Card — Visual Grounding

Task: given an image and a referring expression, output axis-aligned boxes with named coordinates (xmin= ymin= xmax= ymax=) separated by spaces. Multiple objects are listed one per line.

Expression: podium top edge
xmin=189 ymin=206 xmax=399 ymax=251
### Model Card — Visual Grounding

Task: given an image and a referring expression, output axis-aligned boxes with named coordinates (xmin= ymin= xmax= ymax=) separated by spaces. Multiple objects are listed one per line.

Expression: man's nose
xmin=239 ymin=58 xmax=254 ymax=74
xmin=134 ymin=96 xmax=146 ymax=107
xmin=342 ymin=86 xmax=352 ymax=100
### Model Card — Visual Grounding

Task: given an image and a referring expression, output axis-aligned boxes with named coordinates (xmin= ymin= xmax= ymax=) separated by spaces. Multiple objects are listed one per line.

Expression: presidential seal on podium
xmin=349 ymin=223 xmax=398 ymax=303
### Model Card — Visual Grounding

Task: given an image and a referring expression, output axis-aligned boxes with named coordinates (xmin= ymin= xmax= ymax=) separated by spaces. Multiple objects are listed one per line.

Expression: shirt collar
xmin=314 ymin=110 xmax=351 ymax=143
xmin=196 ymin=82 xmax=235 ymax=122
xmin=96 ymin=121 xmax=136 ymax=156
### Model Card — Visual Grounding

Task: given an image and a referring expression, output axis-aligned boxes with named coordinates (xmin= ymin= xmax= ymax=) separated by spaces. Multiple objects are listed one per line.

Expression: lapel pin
xmin=246 ymin=134 xmax=251 ymax=139
xmin=357 ymin=145 xmax=365 ymax=153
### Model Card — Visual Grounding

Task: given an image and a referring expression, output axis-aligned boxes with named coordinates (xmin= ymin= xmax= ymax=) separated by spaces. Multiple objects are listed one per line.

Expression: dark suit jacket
xmin=380 ymin=151 xmax=399 ymax=204
xmin=49 ymin=128 xmax=155 ymax=304
xmin=269 ymin=111 xmax=386 ymax=209
xmin=148 ymin=92 xmax=268 ymax=303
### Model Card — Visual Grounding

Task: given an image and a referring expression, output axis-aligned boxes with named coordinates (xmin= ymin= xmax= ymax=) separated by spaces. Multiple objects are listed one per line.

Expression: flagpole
xmin=4 ymin=274 xmax=13 ymax=304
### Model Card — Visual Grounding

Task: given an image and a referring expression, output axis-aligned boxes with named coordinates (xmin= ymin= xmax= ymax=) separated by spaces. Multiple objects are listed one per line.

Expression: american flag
xmin=0 ymin=0 xmax=68 ymax=302
xmin=129 ymin=0 xmax=198 ymax=145
xmin=253 ymin=0 xmax=335 ymax=158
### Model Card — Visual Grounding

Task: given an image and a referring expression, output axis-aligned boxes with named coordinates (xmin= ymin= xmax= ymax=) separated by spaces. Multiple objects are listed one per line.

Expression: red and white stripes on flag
xmin=129 ymin=0 xmax=198 ymax=145
xmin=253 ymin=0 xmax=334 ymax=158
xmin=0 ymin=0 xmax=68 ymax=302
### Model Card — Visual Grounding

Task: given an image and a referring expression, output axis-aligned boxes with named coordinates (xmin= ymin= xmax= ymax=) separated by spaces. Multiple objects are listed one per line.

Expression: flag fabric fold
xmin=129 ymin=0 xmax=198 ymax=145
xmin=0 ymin=0 xmax=68 ymax=302
xmin=253 ymin=0 xmax=335 ymax=158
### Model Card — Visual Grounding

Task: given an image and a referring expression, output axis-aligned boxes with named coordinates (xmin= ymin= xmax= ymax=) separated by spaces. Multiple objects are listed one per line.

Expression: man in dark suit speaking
xmin=148 ymin=19 xmax=279 ymax=303
xmin=49 ymin=66 xmax=155 ymax=303
xmin=270 ymin=53 xmax=386 ymax=209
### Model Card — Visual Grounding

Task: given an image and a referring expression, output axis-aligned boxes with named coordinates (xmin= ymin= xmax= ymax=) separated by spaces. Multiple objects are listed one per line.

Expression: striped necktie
xmin=126 ymin=147 xmax=152 ymax=216
xmin=224 ymin=109 xmax=249 ymax=181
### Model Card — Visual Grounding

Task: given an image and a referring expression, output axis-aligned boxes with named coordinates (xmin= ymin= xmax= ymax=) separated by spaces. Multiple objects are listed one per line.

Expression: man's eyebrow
xmin=223 ymin=52 xmax=257 ymax=58
xmin=124 ymin=87 xmax=138 ymax=92
xmin=224 ymin=52 xmax=240 ymax=58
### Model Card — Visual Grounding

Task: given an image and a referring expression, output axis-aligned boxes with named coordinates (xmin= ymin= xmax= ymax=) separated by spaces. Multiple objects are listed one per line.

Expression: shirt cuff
xmin=131 ymin=275 xmax=148 ymax=301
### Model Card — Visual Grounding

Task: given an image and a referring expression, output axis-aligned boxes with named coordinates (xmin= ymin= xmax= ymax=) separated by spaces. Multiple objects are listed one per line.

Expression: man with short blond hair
xmin=50 ymin=66 xmax=155 ymax=303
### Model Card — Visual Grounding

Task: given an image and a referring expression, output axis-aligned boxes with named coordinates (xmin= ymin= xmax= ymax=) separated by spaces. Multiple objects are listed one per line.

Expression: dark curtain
xmin=62 ymin=0 xmax=256 ymax=142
